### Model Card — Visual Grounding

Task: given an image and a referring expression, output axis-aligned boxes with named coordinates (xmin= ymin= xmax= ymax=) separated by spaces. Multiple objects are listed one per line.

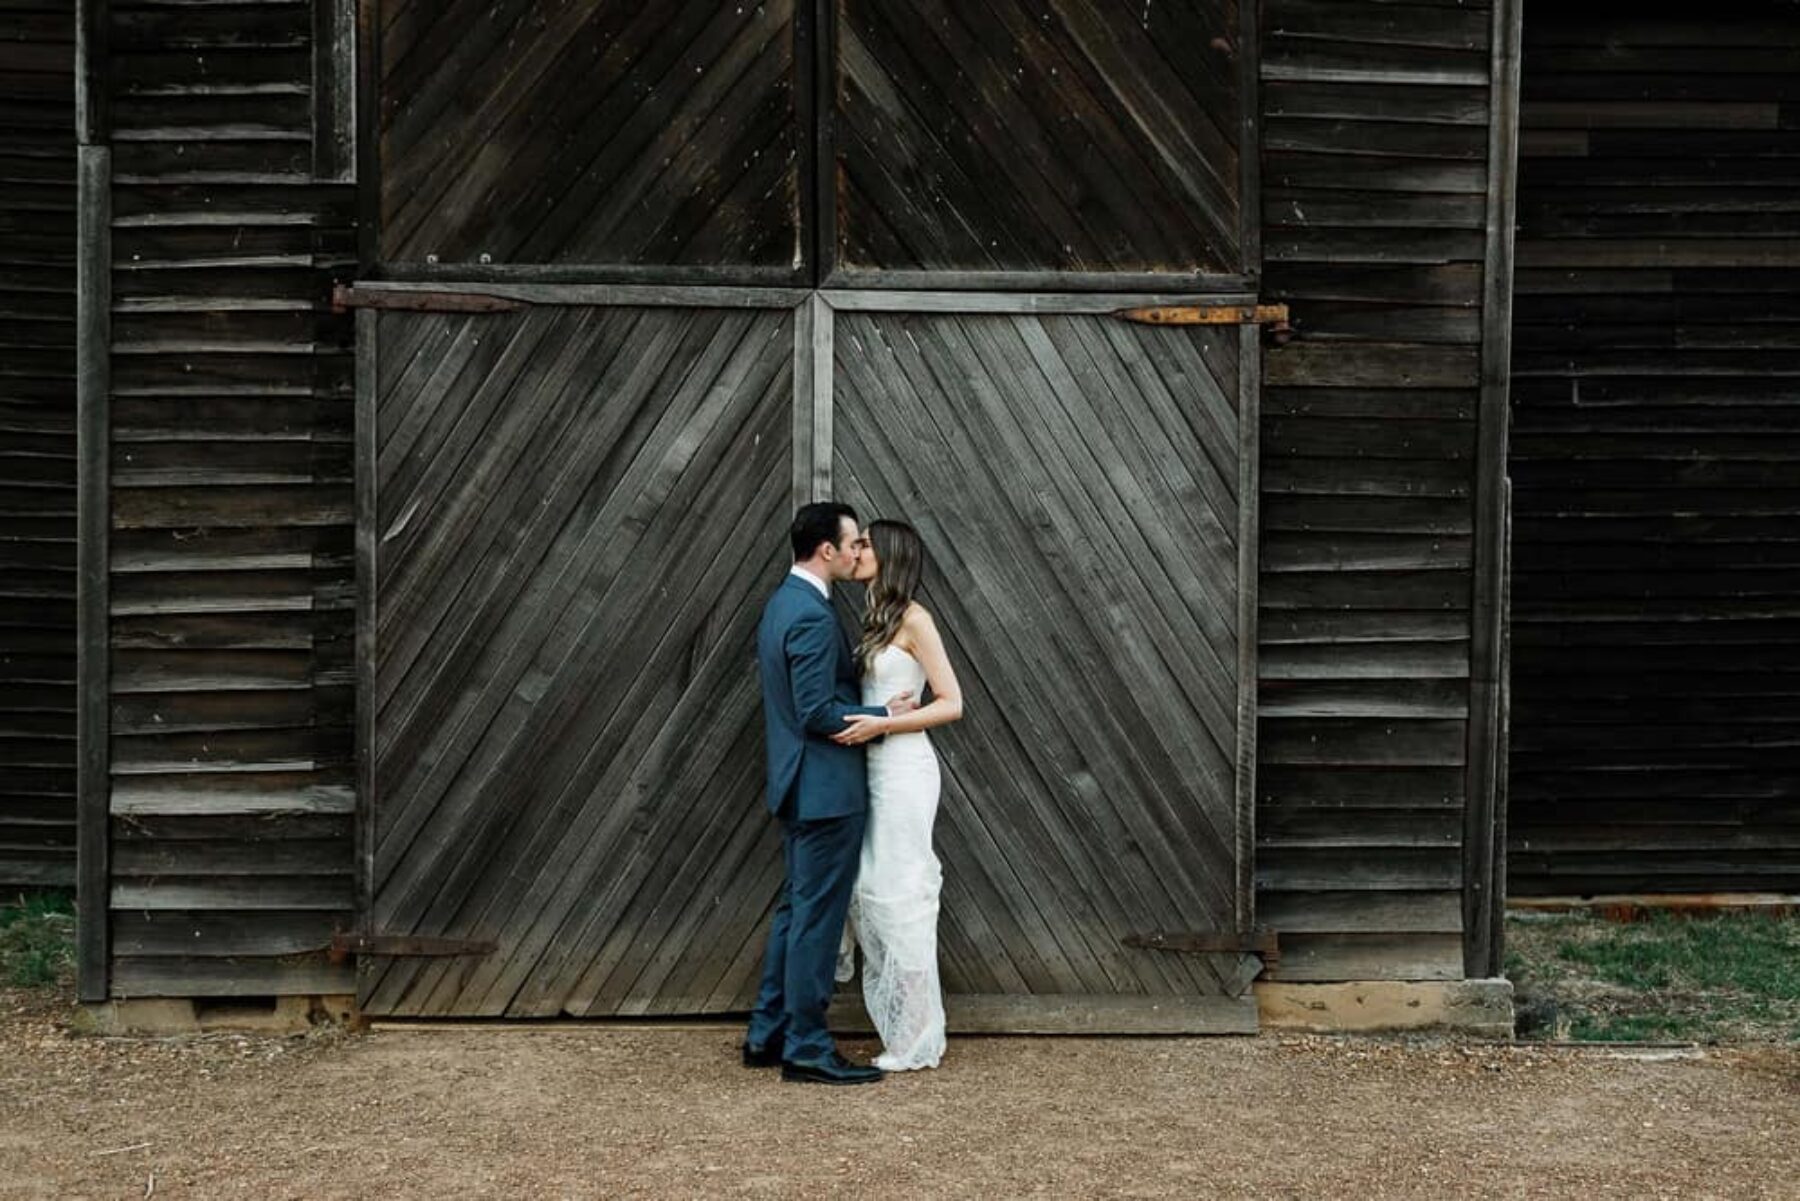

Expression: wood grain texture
xmin=1507 ymin=6 xmax=1800 ymax=897
xmin=376 ymin=0 xmax=805 ymax=273
xmin=1255 ymin=0 xmax=1503 ymax=981
xmin=84 ymin=0 xmax=357 ymax=997
xmin=830 ymin=0 xmax=1249 ymax=279
xmin=1 ymin=1 xmax=77 ymax=893
xmin=832 ymin=309 xmax=1255 ymax=999
xmin=362 ymin=305 xmax=796 ymax=1017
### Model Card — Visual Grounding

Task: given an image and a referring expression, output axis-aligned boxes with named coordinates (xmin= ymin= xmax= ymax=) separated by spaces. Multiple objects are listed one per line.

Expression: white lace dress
xmin=840 ymin=643 xmax=947 ymax=1071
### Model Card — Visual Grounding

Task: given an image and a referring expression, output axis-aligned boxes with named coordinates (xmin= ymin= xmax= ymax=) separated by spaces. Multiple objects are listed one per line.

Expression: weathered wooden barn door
xmin=355 ymin=289 xmax=1259 ymax=1023
xmin=354 ymin=0 xmax=1264 ymax=1026
xmin=824 ymin=294 xmax=1260 ymax=1026
xmin=356 ymin=291 xmax=808 ymax=1016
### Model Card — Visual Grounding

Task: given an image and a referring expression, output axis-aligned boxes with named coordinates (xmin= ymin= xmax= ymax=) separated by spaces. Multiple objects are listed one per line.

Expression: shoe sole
xmin=779 ymin=1068 xmax=884 ymax=1085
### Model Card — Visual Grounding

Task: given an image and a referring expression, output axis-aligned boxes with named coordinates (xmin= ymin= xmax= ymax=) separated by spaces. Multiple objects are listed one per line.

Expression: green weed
xmin=0 ymin=891 xmax=77 ymax=989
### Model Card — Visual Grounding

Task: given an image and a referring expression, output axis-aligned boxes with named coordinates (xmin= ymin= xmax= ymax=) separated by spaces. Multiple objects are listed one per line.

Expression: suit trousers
xmin=746 ymin=808 xmax=867 ymax=1061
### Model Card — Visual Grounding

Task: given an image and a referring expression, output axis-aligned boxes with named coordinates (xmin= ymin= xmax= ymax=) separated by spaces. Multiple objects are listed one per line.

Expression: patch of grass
xmin=1565 ymin=1011 xmax=1691 ymax=1043
xmin=0 ymin=890 xmax=77 ymax=989
xmin=1507 ymin=910 xmax=1800 ymax=1045
xmin=1554 ymin=911 xmax=1800 ymax=999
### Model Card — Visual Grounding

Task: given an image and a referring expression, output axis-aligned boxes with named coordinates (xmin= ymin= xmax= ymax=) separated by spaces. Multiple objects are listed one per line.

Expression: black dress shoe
xmin=742 ymin=1041 xmax=783 ymax=1068
xmin=780 ymin=1051 xmax=884 ymax=1085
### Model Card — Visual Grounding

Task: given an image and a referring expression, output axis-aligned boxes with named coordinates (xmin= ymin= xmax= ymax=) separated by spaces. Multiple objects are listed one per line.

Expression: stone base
xmin=76 ymin=994 xmax=359 ymax=1036
xmin=1254 ymin=978 xmax=1515 ymax=1038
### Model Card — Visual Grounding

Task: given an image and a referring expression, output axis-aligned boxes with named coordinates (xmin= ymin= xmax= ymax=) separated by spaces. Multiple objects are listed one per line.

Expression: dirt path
xmin=2 ymin=989 xmax=1796 ymax=1200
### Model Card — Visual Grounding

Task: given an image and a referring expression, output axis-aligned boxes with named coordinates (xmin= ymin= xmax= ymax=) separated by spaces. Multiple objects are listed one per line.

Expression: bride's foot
xmin=873 ymin=1052 xmax=939 ymax=1072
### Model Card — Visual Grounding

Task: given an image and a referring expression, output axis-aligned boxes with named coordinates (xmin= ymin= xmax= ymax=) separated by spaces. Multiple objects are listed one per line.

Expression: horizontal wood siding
xmin=1507 ymin=8 xmax=1800 ymax=896
xmin=0 ymin=4 xmax=77 ymax=890
xmin=1256 ymin=0 xmax=1498 ymax=980
xmin=101 ymin=0 xmax=356 ymax=992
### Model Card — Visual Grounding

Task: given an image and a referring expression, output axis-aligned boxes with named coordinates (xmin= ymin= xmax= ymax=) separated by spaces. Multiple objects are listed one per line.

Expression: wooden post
xmin=313 ymin=0 xmax=356 ymax=181
xmin=74 ymin=130 xmax=111 ymax=1000
xmin=352 ymin=306 xmax=379 ymax=997
xmin=1236 ymin=0 xmax=1261 ymax=285
xmin=1464 ymin=0 xmax=1522 ymax=980
xmin=1236 ymin=321 xmax=1261 ymax=931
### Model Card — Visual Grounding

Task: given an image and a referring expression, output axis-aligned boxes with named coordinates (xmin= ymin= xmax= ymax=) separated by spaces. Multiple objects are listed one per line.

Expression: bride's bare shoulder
xmin=901 ymin=600 xmax=935 ymax=630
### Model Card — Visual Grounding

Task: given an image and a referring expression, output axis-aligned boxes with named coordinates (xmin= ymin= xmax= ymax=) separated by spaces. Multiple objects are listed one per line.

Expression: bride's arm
xmin=833 ymin=608 xmax=963 ymax=744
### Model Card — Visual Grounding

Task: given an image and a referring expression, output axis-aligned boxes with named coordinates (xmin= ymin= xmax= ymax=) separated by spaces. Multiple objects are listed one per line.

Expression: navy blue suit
xmin=747 ymin=572 xmax=887 ymax=1061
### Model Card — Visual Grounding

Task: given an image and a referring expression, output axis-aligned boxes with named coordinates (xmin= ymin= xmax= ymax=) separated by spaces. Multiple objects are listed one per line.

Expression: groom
xmin=744 ymin=502 xmax=913 ymax=1085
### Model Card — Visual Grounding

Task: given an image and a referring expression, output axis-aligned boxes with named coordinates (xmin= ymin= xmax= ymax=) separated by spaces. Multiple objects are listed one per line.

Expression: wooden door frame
xmin=349 ymin=280 xmax=1264 ymax=1024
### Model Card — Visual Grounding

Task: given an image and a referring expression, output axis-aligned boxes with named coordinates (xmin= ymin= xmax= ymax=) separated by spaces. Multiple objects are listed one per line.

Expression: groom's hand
xmin=832 ymin=713 xmax=887 ymax=746
xmin=883 ymin=691 xmax=916 ymax=717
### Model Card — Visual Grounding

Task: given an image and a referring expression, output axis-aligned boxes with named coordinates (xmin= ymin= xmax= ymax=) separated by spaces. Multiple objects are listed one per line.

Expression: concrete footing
xmin=1255 ymin=978 xmax=1515 ymax=1038
xmin=76 ymin=994 xmax=358 ymax=1036
xmin=77 ymin=983 xmax=1516 ymax=1038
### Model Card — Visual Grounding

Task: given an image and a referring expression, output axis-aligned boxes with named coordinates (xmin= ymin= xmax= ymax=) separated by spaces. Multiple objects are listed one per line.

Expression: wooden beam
xmin=824 ymin=289 xmax=1258 ymax=314
xmin=822 ymin=267 xmax=1259 ymax=293
xmin=370 ymin=262 xmax=811 ymax=287
xmin=353 ymin=305 xmax=377 ymax=998
xmin=75 ymin=0 xmax=107 ymax=146
xmin=1237 ymin=322 xmax=1262 ymax=930
xmin=354 ymin=0 xmax=378 ymax=270
xmin=1238 ymin=0 xmax=1263 ymax=283
xmin=338 ymin=281 xmax=812 ymax=309
xmin=1464 ymin=0 xmax=1522 ymax=980
xmin=312 ymin=0 xmax=356 ymax=181
xmin=808 ymin=294 xmax=832 ymax=500
xmin=75 ymin=143 xmax=111 ymax=1003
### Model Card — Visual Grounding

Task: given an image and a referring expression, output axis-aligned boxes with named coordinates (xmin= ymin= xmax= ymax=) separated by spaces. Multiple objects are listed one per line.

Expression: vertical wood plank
xmin=354 ymin=307 xmax=379 ymax=951
xmin=1237 ymin=0 xmax=1262 ymax=283
xmin=1464 ymin=0 xmax=1521 ymax=979
xmin=805 ymin=0 xmax=831 ymax=283
xmin=355 ymin=0 xmax=379 ymax=270
xmin=1236 ymin=321 xmax=1260 ymax=930
xmin=75 ymin=143 xmax=111 ymax=1002
xmin=314 ymin=0 xmax=357 ymax=181
xmin=75 ymin=0 xmax=107 ymax=146
xmin=809 ymin=293 xmax=833 ymax=498
xmin=791 ymin=296 xmax=817 ymax=505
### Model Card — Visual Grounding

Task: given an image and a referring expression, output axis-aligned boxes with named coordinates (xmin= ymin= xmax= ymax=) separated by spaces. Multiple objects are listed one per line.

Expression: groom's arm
xmin=786 ymin=613 xmax=886 ymax=736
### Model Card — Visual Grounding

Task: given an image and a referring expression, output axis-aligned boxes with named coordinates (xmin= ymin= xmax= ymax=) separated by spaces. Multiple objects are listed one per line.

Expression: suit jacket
xmin=757 ymin=574 xmax=887 ymax=820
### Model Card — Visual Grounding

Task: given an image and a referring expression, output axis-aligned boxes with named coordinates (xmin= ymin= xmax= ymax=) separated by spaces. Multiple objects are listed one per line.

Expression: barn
xmin=17 ymin=0 xmax=1788 ymax=1033
xmin=41 ymin=0 xmax=1512 ymax=1031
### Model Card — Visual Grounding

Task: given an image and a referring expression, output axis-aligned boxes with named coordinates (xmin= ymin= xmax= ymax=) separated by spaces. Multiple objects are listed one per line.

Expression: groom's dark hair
xmin=791 ymin=501 xmax=857 ymax=561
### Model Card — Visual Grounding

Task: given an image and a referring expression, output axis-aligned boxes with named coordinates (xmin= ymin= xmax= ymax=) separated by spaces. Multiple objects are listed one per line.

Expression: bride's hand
xmin=832 ymin=714 xmax=887 ymax=746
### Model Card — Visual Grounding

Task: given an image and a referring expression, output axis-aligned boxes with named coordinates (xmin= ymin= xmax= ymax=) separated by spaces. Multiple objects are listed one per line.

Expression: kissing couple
xmin=743 ymin=502 xmax=966 ymax=1084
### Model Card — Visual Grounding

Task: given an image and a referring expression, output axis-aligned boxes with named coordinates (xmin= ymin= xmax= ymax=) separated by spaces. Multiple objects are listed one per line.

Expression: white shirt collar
xmin=788 ymin=565 xmax=830 ymax=599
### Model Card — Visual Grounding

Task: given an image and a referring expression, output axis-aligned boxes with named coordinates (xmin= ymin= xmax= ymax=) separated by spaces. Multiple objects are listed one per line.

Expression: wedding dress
xmin=841 ymin=643 xmax=947 ymax=1071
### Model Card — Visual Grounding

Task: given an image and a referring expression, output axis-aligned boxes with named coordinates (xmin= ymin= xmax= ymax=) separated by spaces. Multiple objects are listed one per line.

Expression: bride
xmin=831 ymin=520 xmax=963 ymax=1071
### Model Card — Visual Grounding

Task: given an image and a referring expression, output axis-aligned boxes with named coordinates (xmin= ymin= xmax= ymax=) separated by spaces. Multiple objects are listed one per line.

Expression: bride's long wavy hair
xmin=857 ymin=520 xmax=924 ymax=674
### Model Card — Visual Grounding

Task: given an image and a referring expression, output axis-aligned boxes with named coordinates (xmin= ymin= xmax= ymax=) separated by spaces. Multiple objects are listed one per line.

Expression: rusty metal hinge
xmin=1124 ymin=929 xmax=1280 ymax=966
xmin=328 ymin=932 xmax=499 ymax=964
xmin=1114 ymin=302 xmax=1292 ymax=344
xmin=331 ymin=284 xmax=526 ymax=314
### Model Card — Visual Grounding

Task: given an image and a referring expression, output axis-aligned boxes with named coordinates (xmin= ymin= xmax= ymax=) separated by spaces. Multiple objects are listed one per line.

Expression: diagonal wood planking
xmin=833 ymin=0 xmax=1244 ymax=276
xmin=832 ymin=311 xmax=1252 ymax=997
xmin=378 ymin=0 xmax=804 ymax=269
xmin=365 ymin=305 xmax=794 ymax=1016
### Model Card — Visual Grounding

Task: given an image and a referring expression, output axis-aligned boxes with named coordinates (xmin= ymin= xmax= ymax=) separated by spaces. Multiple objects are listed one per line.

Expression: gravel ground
xmin=3 ymin=987 xmax=1797 ymax=1200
